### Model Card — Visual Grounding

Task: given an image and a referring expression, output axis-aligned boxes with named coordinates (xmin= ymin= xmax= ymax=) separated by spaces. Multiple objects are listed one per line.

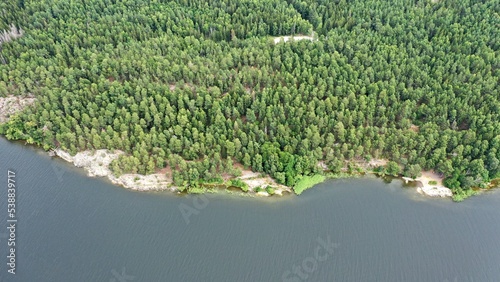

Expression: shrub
xmin=265 ymin=186 xmax=275 ymax=195
xmin=228 ymin=179 xmax=249 ymax=192
xmin=293 ymin=175 xmax=326 ymax=195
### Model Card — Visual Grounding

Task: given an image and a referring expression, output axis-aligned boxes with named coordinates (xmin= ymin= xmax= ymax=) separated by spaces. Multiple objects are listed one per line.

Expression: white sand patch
xmin=273 ymin=35 xmax=315 ymax=44
xmin=54 ymin=149 xmax=122 ymax=177
xmin=53 ymin=150 xmax=288 ymax=195
xmin=317 ymin=161 xmax=328 ymax=170
xmin=110 ymin=173 xmax=172 ymax=192
xmin=0 ymin=95 xmax=36 ymax=123
xmin=256 ymin=191 xmax=270 ymax=197
xmin=243 ymin=178 xmax=269 ymax=190
xmin=368 ymin=159 xmax=388 ymax=168
xmin=411 ymin=171 xmax=452 ymax=197
xmin=348 ymin=158 xmax=388 ymax=171
xmin=237 ymin=170 xmax=290 ymax=194
xmin=238 ymin=170 xmax=261 ymax=180
xmin=54 ymin=149 xmax=173 ymax=191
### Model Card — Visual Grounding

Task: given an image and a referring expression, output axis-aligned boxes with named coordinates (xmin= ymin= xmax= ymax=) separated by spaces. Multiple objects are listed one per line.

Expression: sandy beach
xmin=415 ymin=171 xmax=452 ymax=197
xmin=53 ymin=148 xmax=291 ymax=195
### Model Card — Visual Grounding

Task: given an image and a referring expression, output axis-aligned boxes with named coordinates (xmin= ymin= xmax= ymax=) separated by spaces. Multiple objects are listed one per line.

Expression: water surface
xmin=1 ymin=137 xmax=499 ymax=282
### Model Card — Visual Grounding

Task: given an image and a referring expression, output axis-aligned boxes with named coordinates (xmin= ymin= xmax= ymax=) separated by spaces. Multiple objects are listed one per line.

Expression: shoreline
xmin=53 ymin=148 xmax=292 ymax=196
xmin=416 ymin=172 xmax=453 ymax=197
xmin=400 ymin=171 xmax=453 ymax=197
xmin=0 ymin=95 xmax=463 ymax=201
xmin=52 ymin=148 xmax=456 ymax=199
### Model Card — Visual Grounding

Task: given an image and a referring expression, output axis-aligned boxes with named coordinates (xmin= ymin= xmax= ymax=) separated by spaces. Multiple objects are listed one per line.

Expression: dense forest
xmin=0 ymin=0 xmax=499 ymax=197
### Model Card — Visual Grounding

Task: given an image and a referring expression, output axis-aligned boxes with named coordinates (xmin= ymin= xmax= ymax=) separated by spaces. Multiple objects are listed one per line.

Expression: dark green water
xmin=1 ymin=137 xmax=500 ymax=282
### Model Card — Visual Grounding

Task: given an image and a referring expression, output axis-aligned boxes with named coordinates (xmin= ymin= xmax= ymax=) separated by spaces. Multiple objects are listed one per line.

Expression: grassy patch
xmin=187 ymin=186 xmax=206 ymax=194
xmin=325 ymin=172 xmax=356 ymax=179
xmin=452 ymin=188 xmax=476 ymax=202
xmin=293 ymin=175 xmax=326 ymax=195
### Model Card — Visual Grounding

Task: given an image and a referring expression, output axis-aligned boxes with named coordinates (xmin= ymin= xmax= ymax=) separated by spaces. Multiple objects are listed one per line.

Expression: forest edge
xmin=1 ymin=97 xmax=497 ymax=200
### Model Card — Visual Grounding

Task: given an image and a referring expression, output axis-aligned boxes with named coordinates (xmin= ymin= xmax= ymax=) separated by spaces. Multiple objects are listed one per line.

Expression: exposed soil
xmin=0 ymin=95 xmax=36 ymax=123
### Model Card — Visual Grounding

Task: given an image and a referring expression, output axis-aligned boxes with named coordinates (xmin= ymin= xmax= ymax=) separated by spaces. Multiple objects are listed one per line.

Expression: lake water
xmin=1 ymin=136 xmax=499 ymax=282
